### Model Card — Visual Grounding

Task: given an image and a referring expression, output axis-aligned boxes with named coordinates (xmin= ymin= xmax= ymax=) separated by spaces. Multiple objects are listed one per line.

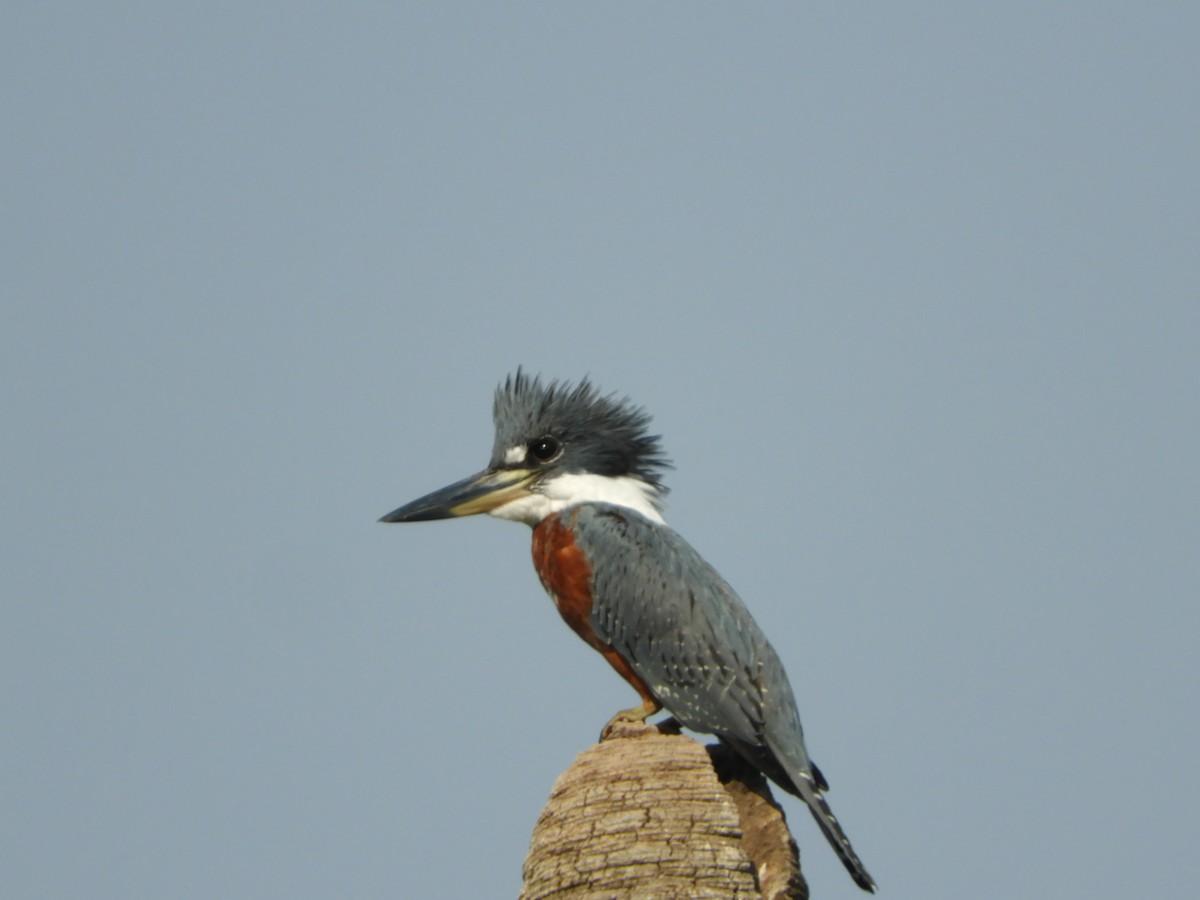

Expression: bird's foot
xmin=599 ymin=700 xmax=665 ymax=742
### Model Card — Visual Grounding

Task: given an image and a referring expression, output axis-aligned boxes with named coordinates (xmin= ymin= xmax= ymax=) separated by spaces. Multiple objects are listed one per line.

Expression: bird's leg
xmin=599 ymin=698 xmax=663 ymax=741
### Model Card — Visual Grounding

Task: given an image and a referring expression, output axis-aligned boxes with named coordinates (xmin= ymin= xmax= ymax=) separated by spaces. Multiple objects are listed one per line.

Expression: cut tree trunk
xmin=521 ymin=720 xmax=807 ymax=900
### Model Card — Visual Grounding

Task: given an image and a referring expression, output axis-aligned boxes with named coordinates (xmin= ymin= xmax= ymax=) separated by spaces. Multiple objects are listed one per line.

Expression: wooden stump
xmin=521 ymin=721 xmax=807 ymax=900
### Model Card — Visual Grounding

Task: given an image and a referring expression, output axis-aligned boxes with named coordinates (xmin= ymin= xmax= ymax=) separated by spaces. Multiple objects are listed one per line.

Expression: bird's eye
xmin=529 ymin=435 xmax=561 ymax=462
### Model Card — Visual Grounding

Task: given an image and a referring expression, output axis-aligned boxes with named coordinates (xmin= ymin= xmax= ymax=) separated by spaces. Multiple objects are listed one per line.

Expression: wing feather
xmin=566 ymin=503 xmax=877 ymax=892
xmin=569 ymin=504 xmax=808 ymax=766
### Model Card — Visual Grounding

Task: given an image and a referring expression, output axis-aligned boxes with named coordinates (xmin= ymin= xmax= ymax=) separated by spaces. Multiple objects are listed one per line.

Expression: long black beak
xmin=379 ymin=468 xmax=536 ymax=522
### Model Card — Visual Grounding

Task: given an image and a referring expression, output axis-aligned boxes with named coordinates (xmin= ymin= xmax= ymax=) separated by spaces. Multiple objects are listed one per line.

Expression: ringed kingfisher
xmin=380 ymin=370 xmax=875 ymax=892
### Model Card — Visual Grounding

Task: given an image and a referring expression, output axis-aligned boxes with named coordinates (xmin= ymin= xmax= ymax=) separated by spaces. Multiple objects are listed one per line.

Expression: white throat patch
xmin=488 ymin=472 xmax=666 ymax=526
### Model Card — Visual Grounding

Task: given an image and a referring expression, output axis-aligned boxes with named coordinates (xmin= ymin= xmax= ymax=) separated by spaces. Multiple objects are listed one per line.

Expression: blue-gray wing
xmin=567 ymin=503 xmax=877 ymax=892
xmin=568 ymin=503 xmax=813 ymax=777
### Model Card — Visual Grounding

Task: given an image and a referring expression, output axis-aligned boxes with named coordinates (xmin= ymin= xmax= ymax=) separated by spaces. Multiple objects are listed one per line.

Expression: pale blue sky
xmin=4 ymin=4 xmax=1197 ymax=898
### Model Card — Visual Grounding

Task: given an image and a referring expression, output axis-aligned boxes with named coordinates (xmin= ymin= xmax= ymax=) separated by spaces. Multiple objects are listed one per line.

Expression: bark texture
xmin=521 ymin=721 xmax=807 ymax=900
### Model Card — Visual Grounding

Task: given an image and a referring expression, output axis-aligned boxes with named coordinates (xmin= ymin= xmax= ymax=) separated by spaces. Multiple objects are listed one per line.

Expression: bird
xmin=379 ymin=370 xmax=876 ymax=892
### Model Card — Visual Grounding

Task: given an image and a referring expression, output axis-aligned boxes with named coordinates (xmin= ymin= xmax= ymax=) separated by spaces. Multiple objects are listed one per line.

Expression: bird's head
xmin=380 ymin=369 xmax=672 ymax=527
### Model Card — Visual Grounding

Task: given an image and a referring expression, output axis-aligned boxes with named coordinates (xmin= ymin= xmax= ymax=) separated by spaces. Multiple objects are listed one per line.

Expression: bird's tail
xmin=794 ymin=769 xmax=876 ymax=892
